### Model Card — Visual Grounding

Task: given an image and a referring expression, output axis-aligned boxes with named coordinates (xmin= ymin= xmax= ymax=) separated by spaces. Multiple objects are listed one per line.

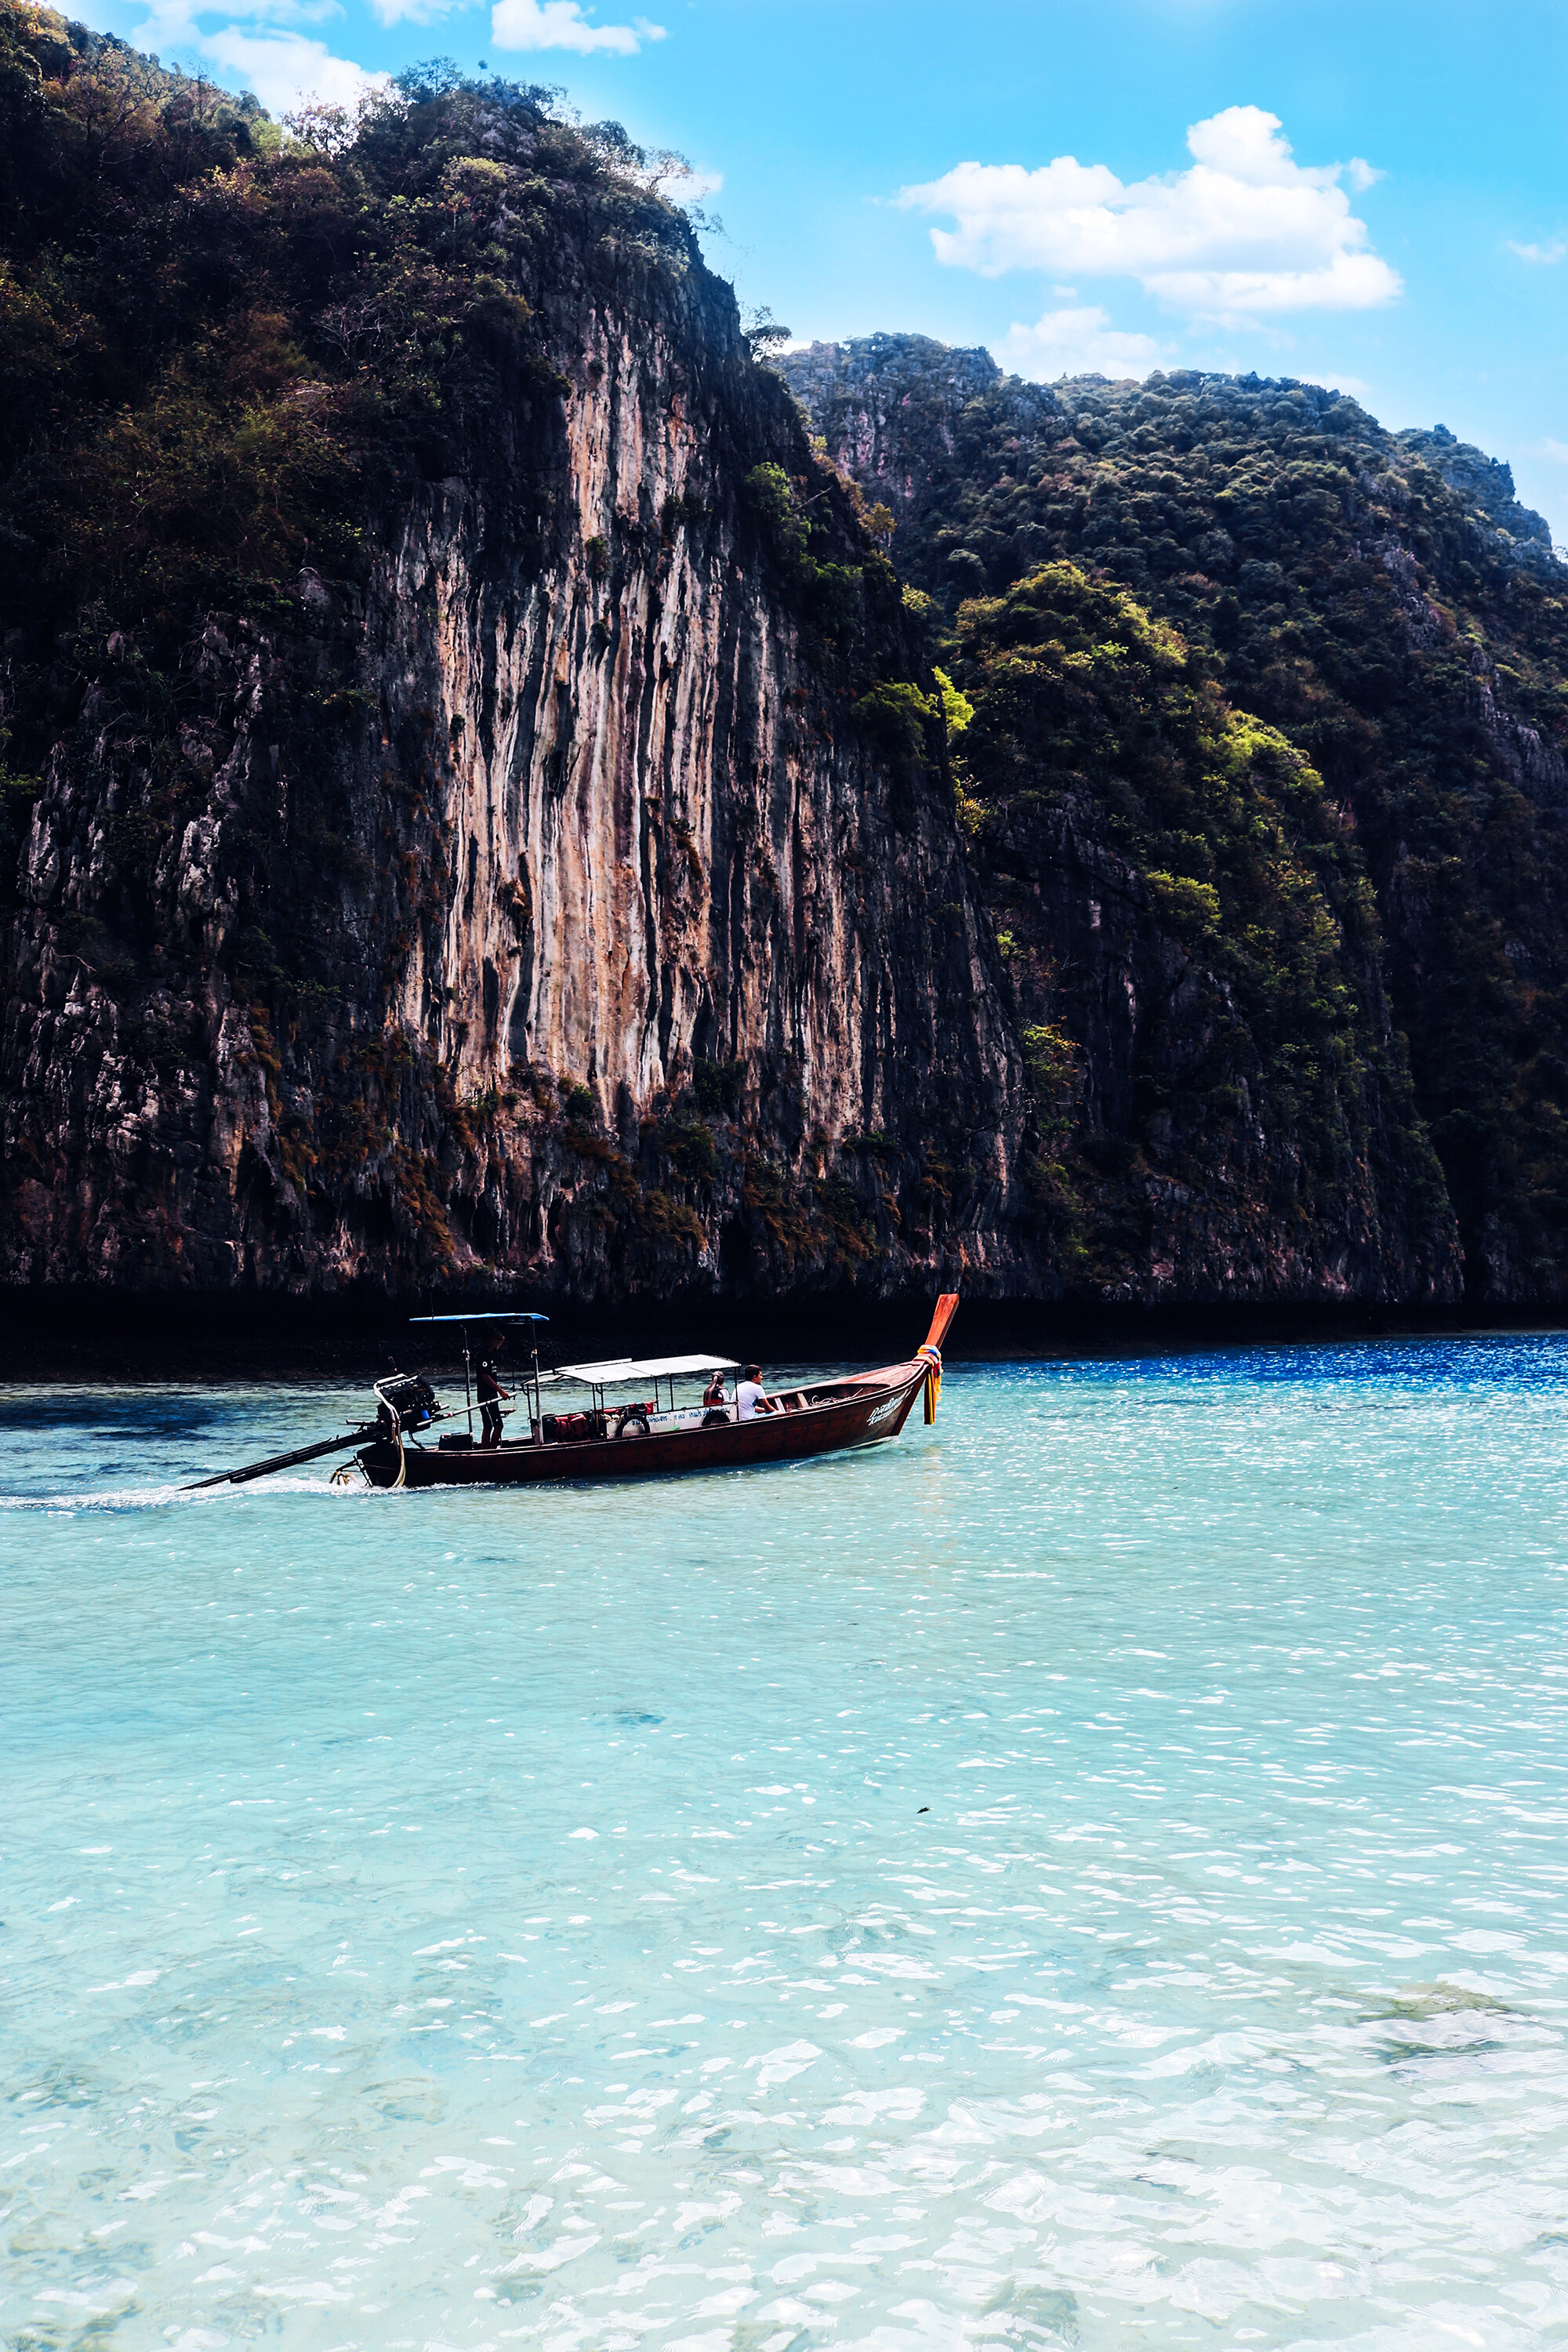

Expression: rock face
xmin=2 ymin=215 xmax=1029 ymax=1308
xmin=973 ymin=796 xmax=1459 ymax=1308
xmin=1394 ymin=423 xmax=1559 ymax=570
xmin=781 ymin=333 xmax=1016 ymax=514
xmin=1 ymin=40 xmax=1553 ymax=1319
xmin=782 ymin=338 xmax=1568 ymax=1308
xmin=938 ymin=563 xmax=1461 ymax=1310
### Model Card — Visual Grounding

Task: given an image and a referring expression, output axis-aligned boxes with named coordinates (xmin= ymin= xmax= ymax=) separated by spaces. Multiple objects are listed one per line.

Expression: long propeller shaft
xmin=183 ymin=1426 xmax=378 ymax=1490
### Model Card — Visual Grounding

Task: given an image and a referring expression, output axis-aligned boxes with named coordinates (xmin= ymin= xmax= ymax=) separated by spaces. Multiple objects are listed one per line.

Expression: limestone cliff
xmin=784 ymin=336 xmax=1568 ymax=1308
xmin=1 ymin=126 xmax=1027 ymax=1305
xmin=0 ymin=32 xmax=1499 ymax=1318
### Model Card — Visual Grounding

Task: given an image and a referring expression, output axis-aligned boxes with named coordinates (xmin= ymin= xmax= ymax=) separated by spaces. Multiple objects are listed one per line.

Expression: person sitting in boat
xmin=735 ymin=1364 xmax=778 ymax=1421
xmin=476 ymin=1346 xmax=510 ymax=1447
xmin=701 ymin=1369 xmax=730 ymax=1428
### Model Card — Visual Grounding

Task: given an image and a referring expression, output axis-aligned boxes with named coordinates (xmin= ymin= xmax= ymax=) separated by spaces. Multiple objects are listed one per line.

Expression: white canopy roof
xmin=541 ymin=1353 xmax=740 ymax=1386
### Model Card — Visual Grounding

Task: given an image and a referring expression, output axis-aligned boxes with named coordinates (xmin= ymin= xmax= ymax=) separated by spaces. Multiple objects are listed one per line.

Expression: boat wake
xmin=0 ymin=1472 xmax=348 ymax=1512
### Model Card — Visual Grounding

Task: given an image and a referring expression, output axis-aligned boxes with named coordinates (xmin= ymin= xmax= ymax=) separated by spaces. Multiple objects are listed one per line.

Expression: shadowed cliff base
xmin=1 ymin=1283 xmax=1556 ymax=1385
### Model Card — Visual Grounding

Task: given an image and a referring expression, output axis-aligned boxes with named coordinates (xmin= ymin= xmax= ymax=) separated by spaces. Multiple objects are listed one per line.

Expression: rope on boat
xmin=918 ymin=1342 xmax=942 ymax=1425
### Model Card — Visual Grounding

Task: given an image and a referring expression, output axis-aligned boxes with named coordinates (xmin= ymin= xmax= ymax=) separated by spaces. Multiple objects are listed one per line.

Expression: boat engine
xmin=374 ymin=1374 xmax=438 ymax=1436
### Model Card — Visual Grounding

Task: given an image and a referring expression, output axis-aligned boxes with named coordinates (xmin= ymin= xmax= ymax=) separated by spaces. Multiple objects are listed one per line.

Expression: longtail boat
xmin=186 ymin=1296 xmax=958 ymax=1493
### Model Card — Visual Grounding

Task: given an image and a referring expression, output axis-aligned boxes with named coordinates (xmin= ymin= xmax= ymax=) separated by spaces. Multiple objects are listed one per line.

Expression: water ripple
xmin=3 ymin=1338 xmax=1568 ymax=2346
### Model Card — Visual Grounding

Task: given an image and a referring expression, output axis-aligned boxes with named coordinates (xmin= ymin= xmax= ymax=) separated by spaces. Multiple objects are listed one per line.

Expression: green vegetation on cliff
xmin=786 ymin=336 xmax=1568 ymax=1303
xmin=0 ymin=18 xmax=653 ymax=644
xmin=955 ymin=563 xmax=1450 ymax=1292
xmin=0 ymin=7 xmax=622 ymax=998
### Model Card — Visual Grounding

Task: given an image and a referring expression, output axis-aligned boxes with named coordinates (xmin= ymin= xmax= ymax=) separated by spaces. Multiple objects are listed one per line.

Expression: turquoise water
xmin=5 ymin=1338 xmax=1568 ymax=2350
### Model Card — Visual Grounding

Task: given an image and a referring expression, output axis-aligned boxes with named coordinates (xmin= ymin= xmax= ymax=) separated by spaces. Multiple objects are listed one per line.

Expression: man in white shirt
xmin=735 ymin=1363 xmax=777 ymax=1420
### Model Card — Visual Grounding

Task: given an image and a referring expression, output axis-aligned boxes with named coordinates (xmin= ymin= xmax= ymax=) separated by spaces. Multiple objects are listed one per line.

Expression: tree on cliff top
xmin=0 ymin=4 xmax=702 ymax=648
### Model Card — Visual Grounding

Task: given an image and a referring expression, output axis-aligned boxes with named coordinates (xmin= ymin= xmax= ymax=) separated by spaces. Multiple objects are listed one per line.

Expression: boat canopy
xmin=542 ymin=1353 xmax=740 ymax=1385
xmin=410 ymin=1311 xmax=549 ymax=1324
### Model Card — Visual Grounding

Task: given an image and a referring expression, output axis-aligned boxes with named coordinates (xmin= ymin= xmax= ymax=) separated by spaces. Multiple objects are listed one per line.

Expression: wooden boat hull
xmin=354 ymin=1300 xmax=956 ymax=1490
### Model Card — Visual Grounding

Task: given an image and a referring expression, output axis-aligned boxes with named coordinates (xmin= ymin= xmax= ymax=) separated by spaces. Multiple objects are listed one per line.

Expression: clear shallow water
xmin=4 ymin=1338 xmax=1568 ymax=2352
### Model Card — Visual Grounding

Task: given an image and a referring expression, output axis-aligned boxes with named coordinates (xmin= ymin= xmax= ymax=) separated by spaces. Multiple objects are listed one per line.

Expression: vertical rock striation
xmin=2 ymin=190 xmax=1029 ymax=1306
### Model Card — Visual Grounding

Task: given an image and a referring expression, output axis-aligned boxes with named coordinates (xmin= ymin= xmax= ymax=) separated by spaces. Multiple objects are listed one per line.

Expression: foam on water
xmin=4 ymin=1338 xmax=1568 ymax=2349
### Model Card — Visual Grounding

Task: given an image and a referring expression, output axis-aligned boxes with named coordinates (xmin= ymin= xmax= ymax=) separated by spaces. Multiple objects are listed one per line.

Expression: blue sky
xmin=71 ymin=0 xmax=1568 ymax=543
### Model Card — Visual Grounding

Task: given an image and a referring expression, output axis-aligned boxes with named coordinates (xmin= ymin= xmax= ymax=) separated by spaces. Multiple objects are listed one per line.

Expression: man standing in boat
xmin=476 ymin=1343 xmax=510 ymax=1447
xmin=735 ymin=1364 xmax=779 ymax=1420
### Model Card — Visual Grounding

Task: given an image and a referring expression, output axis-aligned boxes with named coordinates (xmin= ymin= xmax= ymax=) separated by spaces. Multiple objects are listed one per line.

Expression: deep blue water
xmin=4 ymin=1336 xmax=1568 ymax=2349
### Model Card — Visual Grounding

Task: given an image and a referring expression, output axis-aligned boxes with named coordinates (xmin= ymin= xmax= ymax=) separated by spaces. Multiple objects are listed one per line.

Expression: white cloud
xmin=133 ymin=0 xmax=310 ymax=38
xmin=1000 ymin=303 xmax=1165 ymax=381
xmin=129 ymin=0 xmax=387 ymax=113
xmin=198 ymin=24 xmax=387 ymax=111
xmin=1538 ymin=438 xmax=1568 ymax=463
xmin=490 ymin=0 xmax=665 ymax=53
xmin=1508 ymin=240 xmax=1566 ymax=265
xmin=1304 ymin=367 xmax=1371 ymax=396
xmin=899 ymin=104 xmax=1400 ymax=324
xmin=368 ymin=0 xmax=470 ymax=27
